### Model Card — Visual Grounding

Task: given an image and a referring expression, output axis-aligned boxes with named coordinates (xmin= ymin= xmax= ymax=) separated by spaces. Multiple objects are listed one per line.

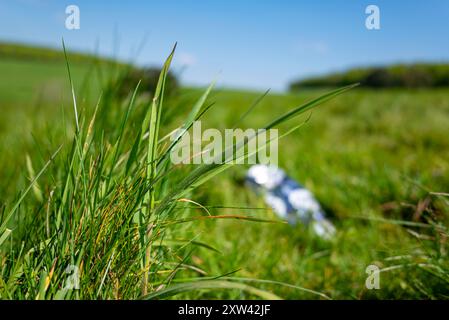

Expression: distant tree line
xmin=289 ymin=64 xmax=449 ymax=90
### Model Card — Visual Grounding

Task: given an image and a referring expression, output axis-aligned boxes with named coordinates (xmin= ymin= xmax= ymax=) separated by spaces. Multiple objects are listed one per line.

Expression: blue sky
xmin=1 ymin=0 xmax=449 ymax=91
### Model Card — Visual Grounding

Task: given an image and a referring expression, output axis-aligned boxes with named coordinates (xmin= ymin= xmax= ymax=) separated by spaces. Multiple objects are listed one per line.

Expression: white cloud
xmin=177 ymin=52 xmax=197 ymax=67
xmin=295 ymin=40 xmax=329 ymax=55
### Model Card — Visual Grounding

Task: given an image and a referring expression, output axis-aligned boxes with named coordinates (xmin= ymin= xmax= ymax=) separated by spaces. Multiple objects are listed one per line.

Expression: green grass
xmin=0 ymin=43 xmax=449 ymax=299
xmin=185 ymin=88 xmax=449 ymax=298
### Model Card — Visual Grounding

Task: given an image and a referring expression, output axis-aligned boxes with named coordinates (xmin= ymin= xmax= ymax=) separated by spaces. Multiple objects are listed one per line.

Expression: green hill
xmin=0 ymin=42 xmax=120 ymax=64
xmin=0 ymin=42 xmax=117 ymax=106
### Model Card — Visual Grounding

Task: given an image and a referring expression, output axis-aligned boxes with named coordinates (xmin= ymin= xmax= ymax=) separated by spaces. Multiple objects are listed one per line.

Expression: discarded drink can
xmin=246 ymin=164 xmax=335 ymax=239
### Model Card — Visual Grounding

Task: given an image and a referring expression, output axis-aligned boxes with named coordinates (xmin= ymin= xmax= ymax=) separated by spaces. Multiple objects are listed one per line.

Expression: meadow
xmin=0 ymin=43 xmax=448 ymax=299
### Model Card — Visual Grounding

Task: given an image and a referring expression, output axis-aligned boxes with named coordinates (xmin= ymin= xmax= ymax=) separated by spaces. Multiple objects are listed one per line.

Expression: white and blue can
xmin=246 ymin=164 xmax=335 ymax=239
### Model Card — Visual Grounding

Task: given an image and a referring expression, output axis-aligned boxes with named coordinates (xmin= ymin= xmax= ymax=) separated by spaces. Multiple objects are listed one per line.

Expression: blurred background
xmin=1 ymin=0 xmax=449 ymax=91
xmin=1 ymin=0 xmax=449 ymax=299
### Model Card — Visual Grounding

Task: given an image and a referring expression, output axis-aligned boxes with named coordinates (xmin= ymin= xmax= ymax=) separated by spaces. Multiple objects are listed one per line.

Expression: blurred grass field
xmin=1 ymin=43 xmax=448 ymax=299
